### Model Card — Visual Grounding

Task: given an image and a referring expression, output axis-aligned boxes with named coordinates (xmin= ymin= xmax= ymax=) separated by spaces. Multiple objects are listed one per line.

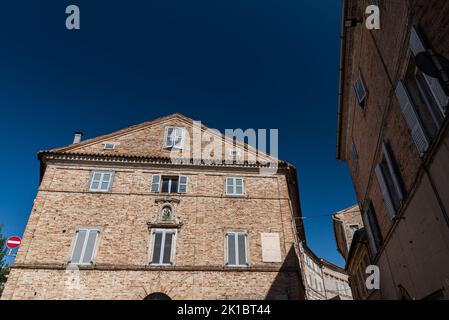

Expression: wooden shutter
xmin=152 ymin=232 xmax=162 ymax=264
xmin=395 ymin=81 xmax=429 ymax=155
xmin=173 ymin=127 xmax=184 ymax=149
xmin=226 ymin=178 xmax=234 ymax=195
xmin=164 ymin=127 xmax=174 ymax=148
xmin=237 ymin=233 xmax=248 ymax=265
xmin=162 ymin=232 xmax=174 ymax=264
xmin=178 ymin=176 xmax=188 ymax=193
xmin=410 ymin=25 xmax=448 ymax=115
xmin=235 ymin=178 xmax=244 ymax=195
xmin=226 ymin=233 xmax=236 ymax=265
xmin=375 ymin=165 xmax=396 ymax=219
xmin=81 ymin=230 xmax=99 ymax=264
xmin=70 ymin=230 xmax=87 ymax=264
xmin=151 ymin=174 xmax=161 ymax=193
xmin=381 ymin=142 xmax=404 ymax=202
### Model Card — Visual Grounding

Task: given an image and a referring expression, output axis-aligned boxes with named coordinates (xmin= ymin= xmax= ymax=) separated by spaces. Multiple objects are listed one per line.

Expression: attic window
xmin=164 ymin=127 xmax=185 ymax=149
xmin=103 ymin=143 xmax=117 ymax=150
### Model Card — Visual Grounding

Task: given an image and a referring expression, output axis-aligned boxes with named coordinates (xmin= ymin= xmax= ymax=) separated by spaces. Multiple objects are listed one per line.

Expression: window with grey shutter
xmin=70 ymin=228 xmax=100 ymax=265
xmin=151 ymin=230 xmax=175 ymax=265
xmin=410 ymin=25 xmax=448 ymax=116
xmin=375 ymin=164 xmax=396 ymax=219
xmin=151 ymin=174 xmax=161 ymax=193
xmin=354 ymin=71 xmax=367 ymax=107
xmin=226 ymin=232 xmax=248 ymax=266
xmin=363 ymin=204 xmax=383 ymax=254
xmin=376 ymin=143 xmax=404 ymax=219
xmin=395 ymin=81 xmax=429 ymax=155
xmin=382 ymin=142 xmax=404 ymax=203
xmin=89 ymin=172 xmax=113 ymax=192
xmin=178 ymin=176 xmax=188 ymax=193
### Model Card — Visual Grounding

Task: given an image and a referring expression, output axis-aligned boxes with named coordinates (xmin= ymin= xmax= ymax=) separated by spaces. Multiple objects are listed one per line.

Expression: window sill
xmin=225 ymin=194 xmax=246 ymax=198
xmin=224 ymin=264 xmax=250 ymax=269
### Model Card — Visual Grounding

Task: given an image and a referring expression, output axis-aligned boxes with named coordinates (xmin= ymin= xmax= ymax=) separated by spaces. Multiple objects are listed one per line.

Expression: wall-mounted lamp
xmin=344 ymin=18 xmax=363 ymax=28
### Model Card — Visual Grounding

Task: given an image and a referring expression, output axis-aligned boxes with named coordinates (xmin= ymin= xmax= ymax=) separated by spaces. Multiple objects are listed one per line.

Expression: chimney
xmin=73 ymin=132 xmax=83 ymax=144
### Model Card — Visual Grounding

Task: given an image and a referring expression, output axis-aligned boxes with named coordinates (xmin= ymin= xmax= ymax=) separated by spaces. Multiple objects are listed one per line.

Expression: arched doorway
xmin=144 ymin=292 xmax=171 ymax=300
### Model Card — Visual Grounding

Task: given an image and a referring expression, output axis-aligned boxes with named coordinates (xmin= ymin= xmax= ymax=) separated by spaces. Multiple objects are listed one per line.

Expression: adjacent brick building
xmin=332 ymin=205 xmax=363 ymax=261
xmin=2 ymin=113 xmax=307 ymax=300
xmin=338 ymin=0 xmax=449 ymax=299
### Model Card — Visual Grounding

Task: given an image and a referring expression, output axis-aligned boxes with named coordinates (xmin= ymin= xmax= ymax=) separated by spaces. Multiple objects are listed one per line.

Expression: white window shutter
xmin=173 ymin=128 xmax=185 ymax=149
xmin=410 ymin=25 xmax=426 ymax=56
xmin=164 ymin=127 xmax=174 ymax=148
xmin=375 ymin=165 xmax=396 ymax=219
xmin=410 ymin=25 xmax=448 ymax=116
xmin=423 ymin=73 xmax=449 ymax=115
xmin=395 ymin=81 xmax=429 ymax=155
xmin=178 ymin=176 xmax=188 ymax=193
xmin=151 ymin=174 xmax=161 ymax=193
xmin=381 ymin=142 xmax=404 ymax=202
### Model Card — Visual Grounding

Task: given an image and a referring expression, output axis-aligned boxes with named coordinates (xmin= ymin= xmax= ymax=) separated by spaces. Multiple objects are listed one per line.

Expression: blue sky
xmin=0 ymin=0 xmax=355 ymax=266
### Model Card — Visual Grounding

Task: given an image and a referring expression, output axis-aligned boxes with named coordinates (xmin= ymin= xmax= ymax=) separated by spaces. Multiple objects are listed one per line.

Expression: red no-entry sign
xmin=6 ymin=236 xmax=21 ymax=249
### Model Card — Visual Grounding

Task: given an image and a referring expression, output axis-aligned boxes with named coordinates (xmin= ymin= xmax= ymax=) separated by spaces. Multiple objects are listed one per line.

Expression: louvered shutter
xmin=237 ymin=233 xmax=247 ymax=265
xmin=381 ymin=142 xmax=404 ymax=202
xmin=410 ymin=25 xmax=448 ymax=115
xmin=375 ymin=165 xmax=396 ymax=219
xmin=178 ymin=176 xmax=188 ymax=193
xmin=70 ymin=230 xmax=87 ymax=264
xmin=226 ymin=233 xmax=236 ymax=265
xmin=151 ymin=174 xmax=161 ymax=193
xmin=395 ymin=81 xmax=429 ymax=155
xmin=82 ymin=230 xmax=99 ymax=264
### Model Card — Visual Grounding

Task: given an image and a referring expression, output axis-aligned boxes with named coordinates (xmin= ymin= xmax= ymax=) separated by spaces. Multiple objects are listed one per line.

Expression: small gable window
xmin=164 ymin=127 xmax=185 ymax=149
xmin=103 ymin=143 xmax=117 ymax=150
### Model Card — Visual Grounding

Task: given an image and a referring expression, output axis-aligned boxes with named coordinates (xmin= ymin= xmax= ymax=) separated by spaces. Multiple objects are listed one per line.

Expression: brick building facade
xmin=2 ymin=114 xmax=306 ymax=300
xmin=338 ymin=0 xmax=449 ymax=299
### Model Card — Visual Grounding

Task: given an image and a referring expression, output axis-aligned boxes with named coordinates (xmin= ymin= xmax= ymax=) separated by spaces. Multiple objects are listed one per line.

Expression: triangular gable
xmin=50 ymin=113 xmax=278 ymax=164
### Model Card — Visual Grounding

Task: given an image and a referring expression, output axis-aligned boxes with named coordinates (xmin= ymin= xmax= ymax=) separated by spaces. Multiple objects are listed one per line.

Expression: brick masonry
xmin=2 ymin=114 xmax=305 ymax=300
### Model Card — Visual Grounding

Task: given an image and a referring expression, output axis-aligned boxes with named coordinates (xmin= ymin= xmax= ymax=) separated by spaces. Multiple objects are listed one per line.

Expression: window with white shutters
xmin=225 ymin=232 xmax=248 ymax=267
xmin=70 ymin=228 xmax=100 ymax=265
xmin=150 ymin=230 xmax=175 ymax=265
xmin=89 ymin=171 xmax=114 ymax=192
xmin=395 ymin=81 xmax=429 ymax=155
xmin=409 ymin=26 xmax=448 ymax=117
xmin=354 ymin=71 xmax=367 ymax=107
xmin=150 ymin=175 xmax=188 ymax=193
xmin=164 ymin=127 xmax=185 ymax=149
xmin=225 ymin=177 xmax=244 ymax=196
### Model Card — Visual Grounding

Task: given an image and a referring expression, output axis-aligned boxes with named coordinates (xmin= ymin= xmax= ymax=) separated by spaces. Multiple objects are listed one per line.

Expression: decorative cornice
xmin=38 ymin=151 xmax=286 ymax=170
xmin=10 ymin=263 xmax=298 ymax=273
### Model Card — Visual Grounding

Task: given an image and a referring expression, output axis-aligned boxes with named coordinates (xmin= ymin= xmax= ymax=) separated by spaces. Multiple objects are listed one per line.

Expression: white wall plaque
xmin=261 ymin=233 xmax=282 ymax=262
